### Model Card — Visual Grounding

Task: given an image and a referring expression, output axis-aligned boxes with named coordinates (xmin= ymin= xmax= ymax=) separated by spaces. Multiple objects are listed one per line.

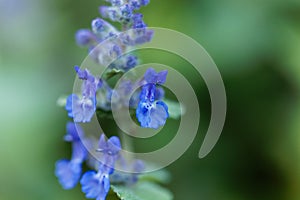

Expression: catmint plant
xmin=56 ymin=0 xmax=174 ymax=199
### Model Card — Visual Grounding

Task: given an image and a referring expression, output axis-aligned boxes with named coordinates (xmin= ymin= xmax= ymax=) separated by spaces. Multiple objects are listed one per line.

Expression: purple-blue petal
xmin=64 ymin=122 xmax=84 ymax=142
xmin=107 ymin=136 xmax=122 ymax=154
xmin=81 ymin=171 xmax=101 ymax=198
xmin=98 ymin=134 xmax=108 ymax=150
xmin=74 ymin=66 xmax=89 ymax=80
xmin=120 ymin=4 xmax=133 ymax=19
xmin=136 ymin=101 xmax=152 ymax=127
xmin=156 ymin=70 xmax=168 ymax=84
xmin=130 ymin=0 xmax=141 ymax=10
xmin=66 ymin=94 xmax=96 ymax=123
xmin=144 ymin=68 xmax=157 ymax=83
xmin=75 ymin=29 xmax=95 ymax=46
xmin=80 ymin=171 xmax=110 ymax=200
xmin=144 ymin=68 xmax=168 ymax=84
xmin=72 ymin=141 xmax=87 ymax=163
xmin=140 ymin=0 xmax=150 ymax=6
xmin=136 ymin=100 xmax=168 ymax=129
xmin=55 ymin=160 xmax=82 ymax=190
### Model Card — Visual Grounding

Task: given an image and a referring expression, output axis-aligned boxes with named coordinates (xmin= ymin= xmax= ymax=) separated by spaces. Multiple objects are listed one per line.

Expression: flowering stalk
xmin=55 ymin=0 xmax=172 ymax=199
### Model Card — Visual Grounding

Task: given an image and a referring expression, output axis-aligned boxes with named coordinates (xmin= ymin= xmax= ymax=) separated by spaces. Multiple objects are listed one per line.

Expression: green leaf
xmin=104 ymin=68 xmax=124 ymax=80
xmin=107 ymin=190 xmax=121 ymax=200
xmin=139 ymin=169 xmax=171 ymax=184
xmin=111 ymin=182 xmax=173 ymax=200
xmin=164 ymin=99 xmax=185 ymax=119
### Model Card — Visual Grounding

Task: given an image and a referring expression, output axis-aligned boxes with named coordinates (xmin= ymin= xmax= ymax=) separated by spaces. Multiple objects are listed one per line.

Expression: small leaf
xmin=139 ymin=169 xmax=171 ymax=184
xmin=111 ymin=181 xmax=173 ymax=200
xmin=105 ymin=68 xmax=124 ymax=80
xmin=164 ymin=99 xmax=185 ymax=119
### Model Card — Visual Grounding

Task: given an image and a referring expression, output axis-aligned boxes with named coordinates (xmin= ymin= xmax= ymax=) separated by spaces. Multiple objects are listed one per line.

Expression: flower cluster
xmin=56 ymin=0 xmax=170 ymax=199
xmin=65 ymin=0 xmax=169 ymax=127
xmin=75 ymin=0 xmax=153 ymax=71
xmin=55 ymin=122 xmax=127 ymax=199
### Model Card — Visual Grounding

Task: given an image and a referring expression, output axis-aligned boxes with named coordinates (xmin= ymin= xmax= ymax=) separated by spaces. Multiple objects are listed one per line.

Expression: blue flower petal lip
xmin=144 ymin=68 xmax=168 ymax=84
xmin=148 ymin=101 xmax=169 ymax=129
xmin=55 ymin=159 xmax=82 ymax=190
xmin=75 ymin=29 xmax=96 ymax=46
xmin=136 ymin=100 xmax=169 ymax=129
xmin=80 ymin=171 xmax=110 ymax=200
xmin=156 ymin=70 xmax=168 ymax=84
xmin=96 ymin=134 xmax=122 ymax=175
xmin=81 ymin=171 xmax=100 ymax=198
xmin=107 ymin=136 xmax=122 ymax=152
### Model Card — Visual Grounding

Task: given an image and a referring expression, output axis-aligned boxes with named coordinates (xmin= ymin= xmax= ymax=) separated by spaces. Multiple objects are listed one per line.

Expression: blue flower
xmin=65 ymin=67 xmax=101 ymax=123
xmin=140 ymin=0 xmax=150 ymax=6
xmin=132 ymin=13 xmax=146 ymax=29
xmin=80 ymin=134 xmax=121 ymax=200
xmin=55 ymin=160 xmax=82 ymax=190
xmin=55 ymin=123 xmax=87 ymax=189
xmin=91 ymin=18 xmax=118 ymax=40
xmin=136 ymin=100 xmax=169 ymax=129
xmin=136 ymin=68 xmax=169 ymax=129
xmin=97 ymin=134 xmax=122 ymax=174
xmin=98 ymin=134 xmax=121 ymax=155
xmin=75 ymin=29 xmax=96 ymax=46
xmin=66 ymin=94 xmax=96 ymax=123
xmin=64 ymin=121 xmax=84 ymax=141
xmin=130 ymin=0 xmax=141 ymax=10
xmin=120 ymin=4 xmax=133 ymax=20
xmin=80 ymin=171 xmax=110 ymax=200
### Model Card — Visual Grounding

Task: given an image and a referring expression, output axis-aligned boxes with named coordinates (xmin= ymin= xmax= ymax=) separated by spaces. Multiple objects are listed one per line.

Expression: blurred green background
xmin=1 ymin=0 xmax=300 ymax=199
